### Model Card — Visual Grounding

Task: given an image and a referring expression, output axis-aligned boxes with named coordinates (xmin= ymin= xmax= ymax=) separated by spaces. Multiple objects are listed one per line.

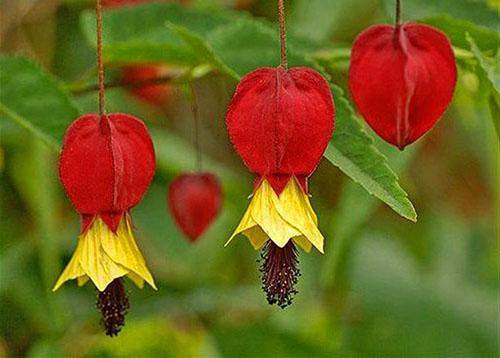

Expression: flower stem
xmin=190 ymin=84 xmax=203 ymax=171
xmin=96 ymin=0 xmax=106 ymax=116
xmin=395 ymin=0 xmax=401 ymax=27
xmin=278 ymin=0 xmax=287 ymax=69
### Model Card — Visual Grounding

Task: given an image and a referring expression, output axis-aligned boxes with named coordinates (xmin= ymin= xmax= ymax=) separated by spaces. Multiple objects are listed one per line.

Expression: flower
xmin=225 ymin=67 xmax=335 ymax=307
xmin=54 ymin=113 xmax=156 ymax=335
xmin=167 ymin=172 xmax=222 ymax=242
xmin=348 ymin=23 xmax=456 ymax=149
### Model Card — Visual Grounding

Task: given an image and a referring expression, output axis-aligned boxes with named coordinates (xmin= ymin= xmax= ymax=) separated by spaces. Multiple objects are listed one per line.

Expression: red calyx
xmin=59 ymin=113 xmax=155 ymax=232
xmin=122 ymin=65 xmax=173 ymax=106
xmin=226 ymin=67 xmax=335 ymax=194
xmin=348 ymin=23 xmax=457 ymax=150
xmin=167 ymin=173 xmax=222 ymax=242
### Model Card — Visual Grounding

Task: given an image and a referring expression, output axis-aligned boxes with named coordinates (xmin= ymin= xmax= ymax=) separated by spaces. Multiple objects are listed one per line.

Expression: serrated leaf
xmin=0 ymin=56 xmax=79 ymax=149
xmin=324 ymin=85 xmax=417 ymax=221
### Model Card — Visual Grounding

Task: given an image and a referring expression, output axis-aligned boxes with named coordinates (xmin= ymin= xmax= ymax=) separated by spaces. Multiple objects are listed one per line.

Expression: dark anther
xmin=96 ymin=278 xmax=129 ymax=337
xmin=259 ymin=240 xmax=300 ymax=308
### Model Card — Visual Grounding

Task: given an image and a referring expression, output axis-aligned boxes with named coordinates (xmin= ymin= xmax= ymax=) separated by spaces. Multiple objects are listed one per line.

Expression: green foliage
xmin=382 ymin=0 xmax=498 ymax=30
xmin=325 ymin=85 xmax=417 ymax=221
xmin=0 ymin=1 xmax=497 ymax=356
xmin=0 ymin=56 xmax=79 ymax=148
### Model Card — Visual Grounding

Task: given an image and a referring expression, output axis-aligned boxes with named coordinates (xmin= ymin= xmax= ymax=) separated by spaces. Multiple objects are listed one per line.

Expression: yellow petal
xmin=274 ymin=178 xmax=324 ymax=253
xmin=52 ymin=237 xmax=86 ymax=291
xmin=226 ymin=178 xmax=325 ymax=253
xmin=53 ymin=216 xmax=156 ymax=292
xmin=77 ymin=221 xmax=129 ymax=291
xmin=100 ymin=217 xmax=157 ymax=290
xmin=77 ymin=275 xmax=89 ymax=287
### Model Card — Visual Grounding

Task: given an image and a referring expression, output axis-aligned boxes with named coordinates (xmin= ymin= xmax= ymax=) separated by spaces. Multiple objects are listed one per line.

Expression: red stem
xmin=96 ymin=0 xmax=106 ymax=116
xmin=278 ymin=0 xmax=287 ymax=69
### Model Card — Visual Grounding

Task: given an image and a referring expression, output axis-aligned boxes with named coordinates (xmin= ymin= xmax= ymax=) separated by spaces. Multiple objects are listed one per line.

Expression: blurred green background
xmin=0 ymin=0 xmax=498 ymax=357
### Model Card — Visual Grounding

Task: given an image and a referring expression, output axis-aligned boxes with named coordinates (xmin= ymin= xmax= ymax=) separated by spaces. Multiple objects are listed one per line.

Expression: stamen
xmin=96 ymin=278 xmax=129 ymax=337
xmin=259 ymin=240 xmax=300 ymax=308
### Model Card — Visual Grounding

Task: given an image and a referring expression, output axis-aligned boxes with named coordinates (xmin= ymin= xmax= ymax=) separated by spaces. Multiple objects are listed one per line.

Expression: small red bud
xmin=122 ymin=65 xmax=174 ymax=106
xmin=226 ymin=67 xmax=335 ymax=194
xmin=167 ymin=173 xmax=222 ymax=242
xmin=59 ymin=113 xmax=155 ymax=232
xmin=348 ymin=23 xmax=457 ymax=149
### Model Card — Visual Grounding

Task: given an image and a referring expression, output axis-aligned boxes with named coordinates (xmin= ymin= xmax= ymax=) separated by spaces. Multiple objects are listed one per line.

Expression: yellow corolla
xmin=226 ymin=177 xmax=324 ymax=254
xmin=53 ymin=215 xmax=156 ymax=292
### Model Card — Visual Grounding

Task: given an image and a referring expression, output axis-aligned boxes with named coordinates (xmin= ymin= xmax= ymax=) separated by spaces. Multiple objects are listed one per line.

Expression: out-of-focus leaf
xmin=422 ymin=16 xmax=500 ymax=53
xmin=80 ymin=3 xmax=242 ymax=65
xmin=290 ymin=0 xmax=381 ymax=42
xmin=206 ymin=19 xmax=313 ymax=76
xmin=467 ymin=34 xmax=500 ymax=138
xmin=0 ymin=56 xmax=79 ymax=148
xmin=321 ymin=141 xmax=419 ymax=286
xmin=467 ymin=34 xmax=499 ymax=93
xmin=324 ymin=85 xmax=417 ymax=222
xmin=382 ymin=0 xmax=498 ymax=30
xmin=348 ymin=234 xmax=497 ymax=356
xmin=488 ymin=93 xmax=500 ymax=138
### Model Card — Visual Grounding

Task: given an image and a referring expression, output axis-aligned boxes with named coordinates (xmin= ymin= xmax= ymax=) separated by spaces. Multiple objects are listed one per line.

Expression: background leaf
xmin=0 ymin=56 xmax=79 ymax=149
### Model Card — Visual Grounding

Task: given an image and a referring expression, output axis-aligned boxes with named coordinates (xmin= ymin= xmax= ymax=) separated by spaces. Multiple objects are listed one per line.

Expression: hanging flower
xmin=225 ymin=67 xmax=335 ymax=307
xmin=348 ymin=22 xmax=457 ymax=149
xmin=168 ymin=172 xmax=222 ymax=242
xmin=54 ymin=113 xmax=156 ymax=335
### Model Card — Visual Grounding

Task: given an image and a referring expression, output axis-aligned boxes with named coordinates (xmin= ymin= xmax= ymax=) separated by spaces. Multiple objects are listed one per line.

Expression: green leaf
xmin=467 ymin=33 xmax=500 ymax=138
xmin=206 ymin=19 xmax=314 ymax=77
xmin=467 ymin=33 xmax=499 ymax=93
xmin=422 ymin=16 xmax=499 ymax=52
xmin=382 ymin=0 xmax=498 ymax=30
xmin=0 ymin=56 xmax=79 ymax=149
xmin=80 ymin=3 xmax=242 ymax=65
xmin=324 ymin=85 xmax=417 ymax=221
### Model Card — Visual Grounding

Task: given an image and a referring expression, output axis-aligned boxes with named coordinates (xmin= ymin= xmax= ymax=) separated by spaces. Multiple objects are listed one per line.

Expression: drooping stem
xmin=96 ymin=278 xmax=129 ymax=337
xmin=278 ymin=0 xmax=287 ymax=69
xmin=96 ymin=0 xmax=106 ymax=116
xmin=395 ymin=0 xmax=401 ymax=27
xmin=190 ymin=84 xmax=202 ymax=171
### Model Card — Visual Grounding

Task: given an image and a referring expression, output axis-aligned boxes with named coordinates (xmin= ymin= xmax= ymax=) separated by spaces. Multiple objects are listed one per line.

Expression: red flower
xmin=55 ymin=113 xmax=156 ymax=298
xmin=122 ymin=65 xmax=174 ymax=106
xmin=168 ymin=173 xmax=222 ymax=241
xmin=59 ymin=113 xmax=155 ymax=232
xmin=349 ymin=23 xmax=457 ymax=149
xmin=226 ymin=66 xmax=334 ymax=307
xmin=226 ymin=67 xmax=334 ymax=195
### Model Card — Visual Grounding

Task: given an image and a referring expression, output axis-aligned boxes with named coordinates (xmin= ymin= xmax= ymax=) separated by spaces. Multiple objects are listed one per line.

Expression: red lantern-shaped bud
xmin=349 ymin=23 xmax=457 ymax=149
xmin=226 ymin=67 xmax=334 ymax=194
xmin=59 ymin=113 xmax=155 ymax=232
xmin=168 ymin=173 xmax=222 ymax=241
xmin=122 ymin=65 xmax=174 ymax=106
